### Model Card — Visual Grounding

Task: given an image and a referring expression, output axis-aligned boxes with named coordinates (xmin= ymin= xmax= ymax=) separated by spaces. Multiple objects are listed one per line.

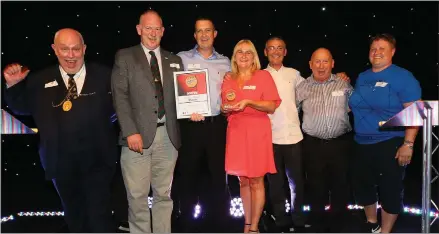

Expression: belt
xmin=157 ymin=122 xmax=165 ymax=127
xmin=203 ymin=115 xmax=223 ymax=123
xmin=305 ymin=132 xmax=351 ymax=142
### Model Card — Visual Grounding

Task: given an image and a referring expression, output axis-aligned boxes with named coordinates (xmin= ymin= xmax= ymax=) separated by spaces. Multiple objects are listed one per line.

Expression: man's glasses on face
xmin=266 ymin=46 xmax=285 ymax=51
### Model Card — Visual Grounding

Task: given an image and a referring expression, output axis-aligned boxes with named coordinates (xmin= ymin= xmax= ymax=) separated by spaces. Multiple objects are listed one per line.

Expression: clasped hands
xmin=189 ymin=100 xmax=249 ymax=122
xmin=221 ymin=100 xmax=249 ymax=113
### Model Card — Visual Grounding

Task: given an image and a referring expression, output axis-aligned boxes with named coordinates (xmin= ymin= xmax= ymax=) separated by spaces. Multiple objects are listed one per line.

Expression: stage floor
xmin=2 ymin=134 xmax=438 ymax=233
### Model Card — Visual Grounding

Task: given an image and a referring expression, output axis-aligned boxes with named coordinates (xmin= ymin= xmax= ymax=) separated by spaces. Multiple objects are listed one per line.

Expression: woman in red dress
xmin=221 ymin=39 xmax=281 ymax=233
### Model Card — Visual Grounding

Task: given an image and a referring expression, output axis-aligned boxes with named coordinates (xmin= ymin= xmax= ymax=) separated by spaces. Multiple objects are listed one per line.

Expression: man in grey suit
xmin=111 ymin=10 xmax=183 ymax=233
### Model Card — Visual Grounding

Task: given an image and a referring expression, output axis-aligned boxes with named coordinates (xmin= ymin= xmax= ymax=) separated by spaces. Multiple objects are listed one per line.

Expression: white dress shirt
xmin=140 ymin=43 xmax=166 ymax=123
xmin=265 ymin=65 xmax=305 ymax=144
xmin=59 ymin=64 xmax=86 ymax=95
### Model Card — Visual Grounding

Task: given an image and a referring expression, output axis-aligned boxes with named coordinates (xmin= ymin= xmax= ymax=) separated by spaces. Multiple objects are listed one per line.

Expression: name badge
xmin=331 ymin=90 xmax=344 ymax=96
xmin=243 ymin=85 xmax=256 ymax=90
xmin=375 ymin=82 xmax=388 ymax=87
xmin=170 ymin=63 xmax=180 ymax=69
xmin=187 ymin=63 xmax=201 ymax=70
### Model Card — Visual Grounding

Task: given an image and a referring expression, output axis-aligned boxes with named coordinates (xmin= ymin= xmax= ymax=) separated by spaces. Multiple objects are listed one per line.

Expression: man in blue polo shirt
xmin=175 ymin=17 xmax=231 ymax=232
xmin=349 ymin=33 xmax=421 ymax=233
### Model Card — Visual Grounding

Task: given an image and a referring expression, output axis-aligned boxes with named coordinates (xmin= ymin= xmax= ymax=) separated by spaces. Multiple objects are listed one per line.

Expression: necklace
xmin=52 ymin=67 xmax=85 ymax=111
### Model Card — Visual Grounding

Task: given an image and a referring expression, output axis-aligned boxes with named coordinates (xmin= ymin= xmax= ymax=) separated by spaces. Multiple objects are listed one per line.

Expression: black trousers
xmin=267 ymin=142 xmax=306 ymax=227
xmin=353 ymin=137 xmax=406 ymax=214
xmin=53 ymin=150 xmax=116 ymax=233
xmin=175 ymin=115 xmax=230 ymax=231
xmin=303 ymin=133 xmax=352 ymax=232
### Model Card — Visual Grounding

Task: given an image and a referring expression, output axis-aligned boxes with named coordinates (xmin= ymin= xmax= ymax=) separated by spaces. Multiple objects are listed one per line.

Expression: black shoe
xmin=290 ymin=224 xmax=310 ymax=233
xmin=365 ymin=221 xmax=381 ymax=233
xmin=117 ymin=221 xmax=129 ymax=233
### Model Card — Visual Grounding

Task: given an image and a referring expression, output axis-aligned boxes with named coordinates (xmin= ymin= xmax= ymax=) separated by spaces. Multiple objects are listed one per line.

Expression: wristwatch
xmin=403 ymin=140 xmax=414 ymax=149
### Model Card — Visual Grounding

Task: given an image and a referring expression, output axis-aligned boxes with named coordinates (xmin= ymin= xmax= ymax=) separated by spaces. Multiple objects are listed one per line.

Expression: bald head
xmin=53 ymin=28 xmax=84 ymax=45
xmin=139 ymin=10 xmax=163 ymax=26
xmin=309 ymin=48 xmax=334 ymax=82
xmin=136 ymin=10 xmax=164 ymax=50
xmin=51 ymin=28 xmax=87 ymax=74
xmin=311 ymin=48 xmax=333 ymax=61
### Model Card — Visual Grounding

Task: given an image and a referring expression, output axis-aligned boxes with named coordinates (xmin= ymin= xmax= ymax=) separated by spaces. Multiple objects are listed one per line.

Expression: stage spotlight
xmin=194 ymin=204 xmax=201 ymax=218
xmin=230 ymin=197 xmax=244 ymax=218
xmin=285 ymin=199 xmax=290 ymax=213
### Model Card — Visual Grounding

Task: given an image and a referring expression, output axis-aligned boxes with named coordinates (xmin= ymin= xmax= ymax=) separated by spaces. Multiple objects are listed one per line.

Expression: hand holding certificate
xmin=173 ymin=69 xmax=212 ymax=119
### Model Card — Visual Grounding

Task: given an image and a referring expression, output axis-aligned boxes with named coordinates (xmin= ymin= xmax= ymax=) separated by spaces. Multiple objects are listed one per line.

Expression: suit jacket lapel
xmin=80 ymin=64 xmax=93 ymax=94
xmin=160 ymin=48 xmax=170 ymax=79
xmin=160 ymin=49 xmax=173 ymax=93
xmin=50 ymin=65 xmax=69 ymax=107
xmin=133 ymin=44 xmax=155 ymax=86
xmin=41 ymin=66 xmax=63 ymax=149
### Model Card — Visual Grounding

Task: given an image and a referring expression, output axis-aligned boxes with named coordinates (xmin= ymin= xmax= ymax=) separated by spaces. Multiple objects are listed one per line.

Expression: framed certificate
xmin=173 ymin=69 xmax=212 ymax=119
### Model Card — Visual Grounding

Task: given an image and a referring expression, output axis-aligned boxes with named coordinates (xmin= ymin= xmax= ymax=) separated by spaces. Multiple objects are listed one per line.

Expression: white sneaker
xmin=366 ymin=221 xmax=381 ymax=233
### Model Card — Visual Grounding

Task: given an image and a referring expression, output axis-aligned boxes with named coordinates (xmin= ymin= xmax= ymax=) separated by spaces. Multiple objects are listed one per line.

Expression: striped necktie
xmin=67 ymin=74 xmax=78 ymax=99
xmin=149 ymin=51 xmax=165 ymax=119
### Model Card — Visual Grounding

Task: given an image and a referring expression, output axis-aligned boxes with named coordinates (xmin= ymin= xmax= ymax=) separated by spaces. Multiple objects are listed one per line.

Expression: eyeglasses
xmin=266 ymin=46 xmax=285 ymax=51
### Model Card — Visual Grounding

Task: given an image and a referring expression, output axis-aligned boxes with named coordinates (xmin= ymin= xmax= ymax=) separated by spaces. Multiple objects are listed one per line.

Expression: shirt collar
xmin=59 ymin=63 xmax=85 ymax=79
xmin=141 ymin=43 xmax=161 ymax=56
xmin=266 ymin=64 xmax=284 ymax=72
xmin=309 ymin=74 xmax=337 ymax=84
xmin=190 ymin=45 xmax=218 ymax=60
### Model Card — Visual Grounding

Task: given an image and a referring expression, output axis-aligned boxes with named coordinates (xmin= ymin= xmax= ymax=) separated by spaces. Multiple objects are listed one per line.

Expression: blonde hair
xmin=231 ymin=39 xmax=261 ymax=75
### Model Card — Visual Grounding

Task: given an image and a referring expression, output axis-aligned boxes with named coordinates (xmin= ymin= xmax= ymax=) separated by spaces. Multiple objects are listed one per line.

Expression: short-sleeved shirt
xmin=348 ymin=64 xmax=422 ymax=144
xmin=178 ymin=46 xmax=231 ymax=116
xmin=296 ymin=74 xmax=353 ymax=139
xmin=221 ymin=70 xmax=281 ymax=116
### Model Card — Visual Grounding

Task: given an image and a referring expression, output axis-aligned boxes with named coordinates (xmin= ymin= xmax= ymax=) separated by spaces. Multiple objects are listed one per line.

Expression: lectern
xmin=380 ymin=100 xmax=438 ymax=233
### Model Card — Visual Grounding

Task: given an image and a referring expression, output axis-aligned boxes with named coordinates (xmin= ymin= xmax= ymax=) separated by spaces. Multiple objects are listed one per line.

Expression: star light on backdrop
xmin=2 ymin=3 xmax=437 ymax=88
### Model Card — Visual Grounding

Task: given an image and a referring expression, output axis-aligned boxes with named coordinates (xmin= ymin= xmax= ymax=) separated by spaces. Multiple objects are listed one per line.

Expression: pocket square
xmin=170 ymin=63 xmax=180 ymax=69
xmin=44 ymin=80 xmax=58 ymax=88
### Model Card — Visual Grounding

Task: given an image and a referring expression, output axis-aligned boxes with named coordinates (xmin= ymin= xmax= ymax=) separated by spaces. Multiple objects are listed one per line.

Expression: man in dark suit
xmin=3 ymin=28 xmax=118 ymax=232
xmin=111 ymin=10 xmax=183 ymax=233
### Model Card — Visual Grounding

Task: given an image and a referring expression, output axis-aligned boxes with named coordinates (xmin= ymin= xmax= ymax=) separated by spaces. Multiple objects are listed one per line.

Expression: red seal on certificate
xmin=226 ymin=90 xmax=236 ymax=101
xmin=185 ymin=75 xmax=198 ymax=88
